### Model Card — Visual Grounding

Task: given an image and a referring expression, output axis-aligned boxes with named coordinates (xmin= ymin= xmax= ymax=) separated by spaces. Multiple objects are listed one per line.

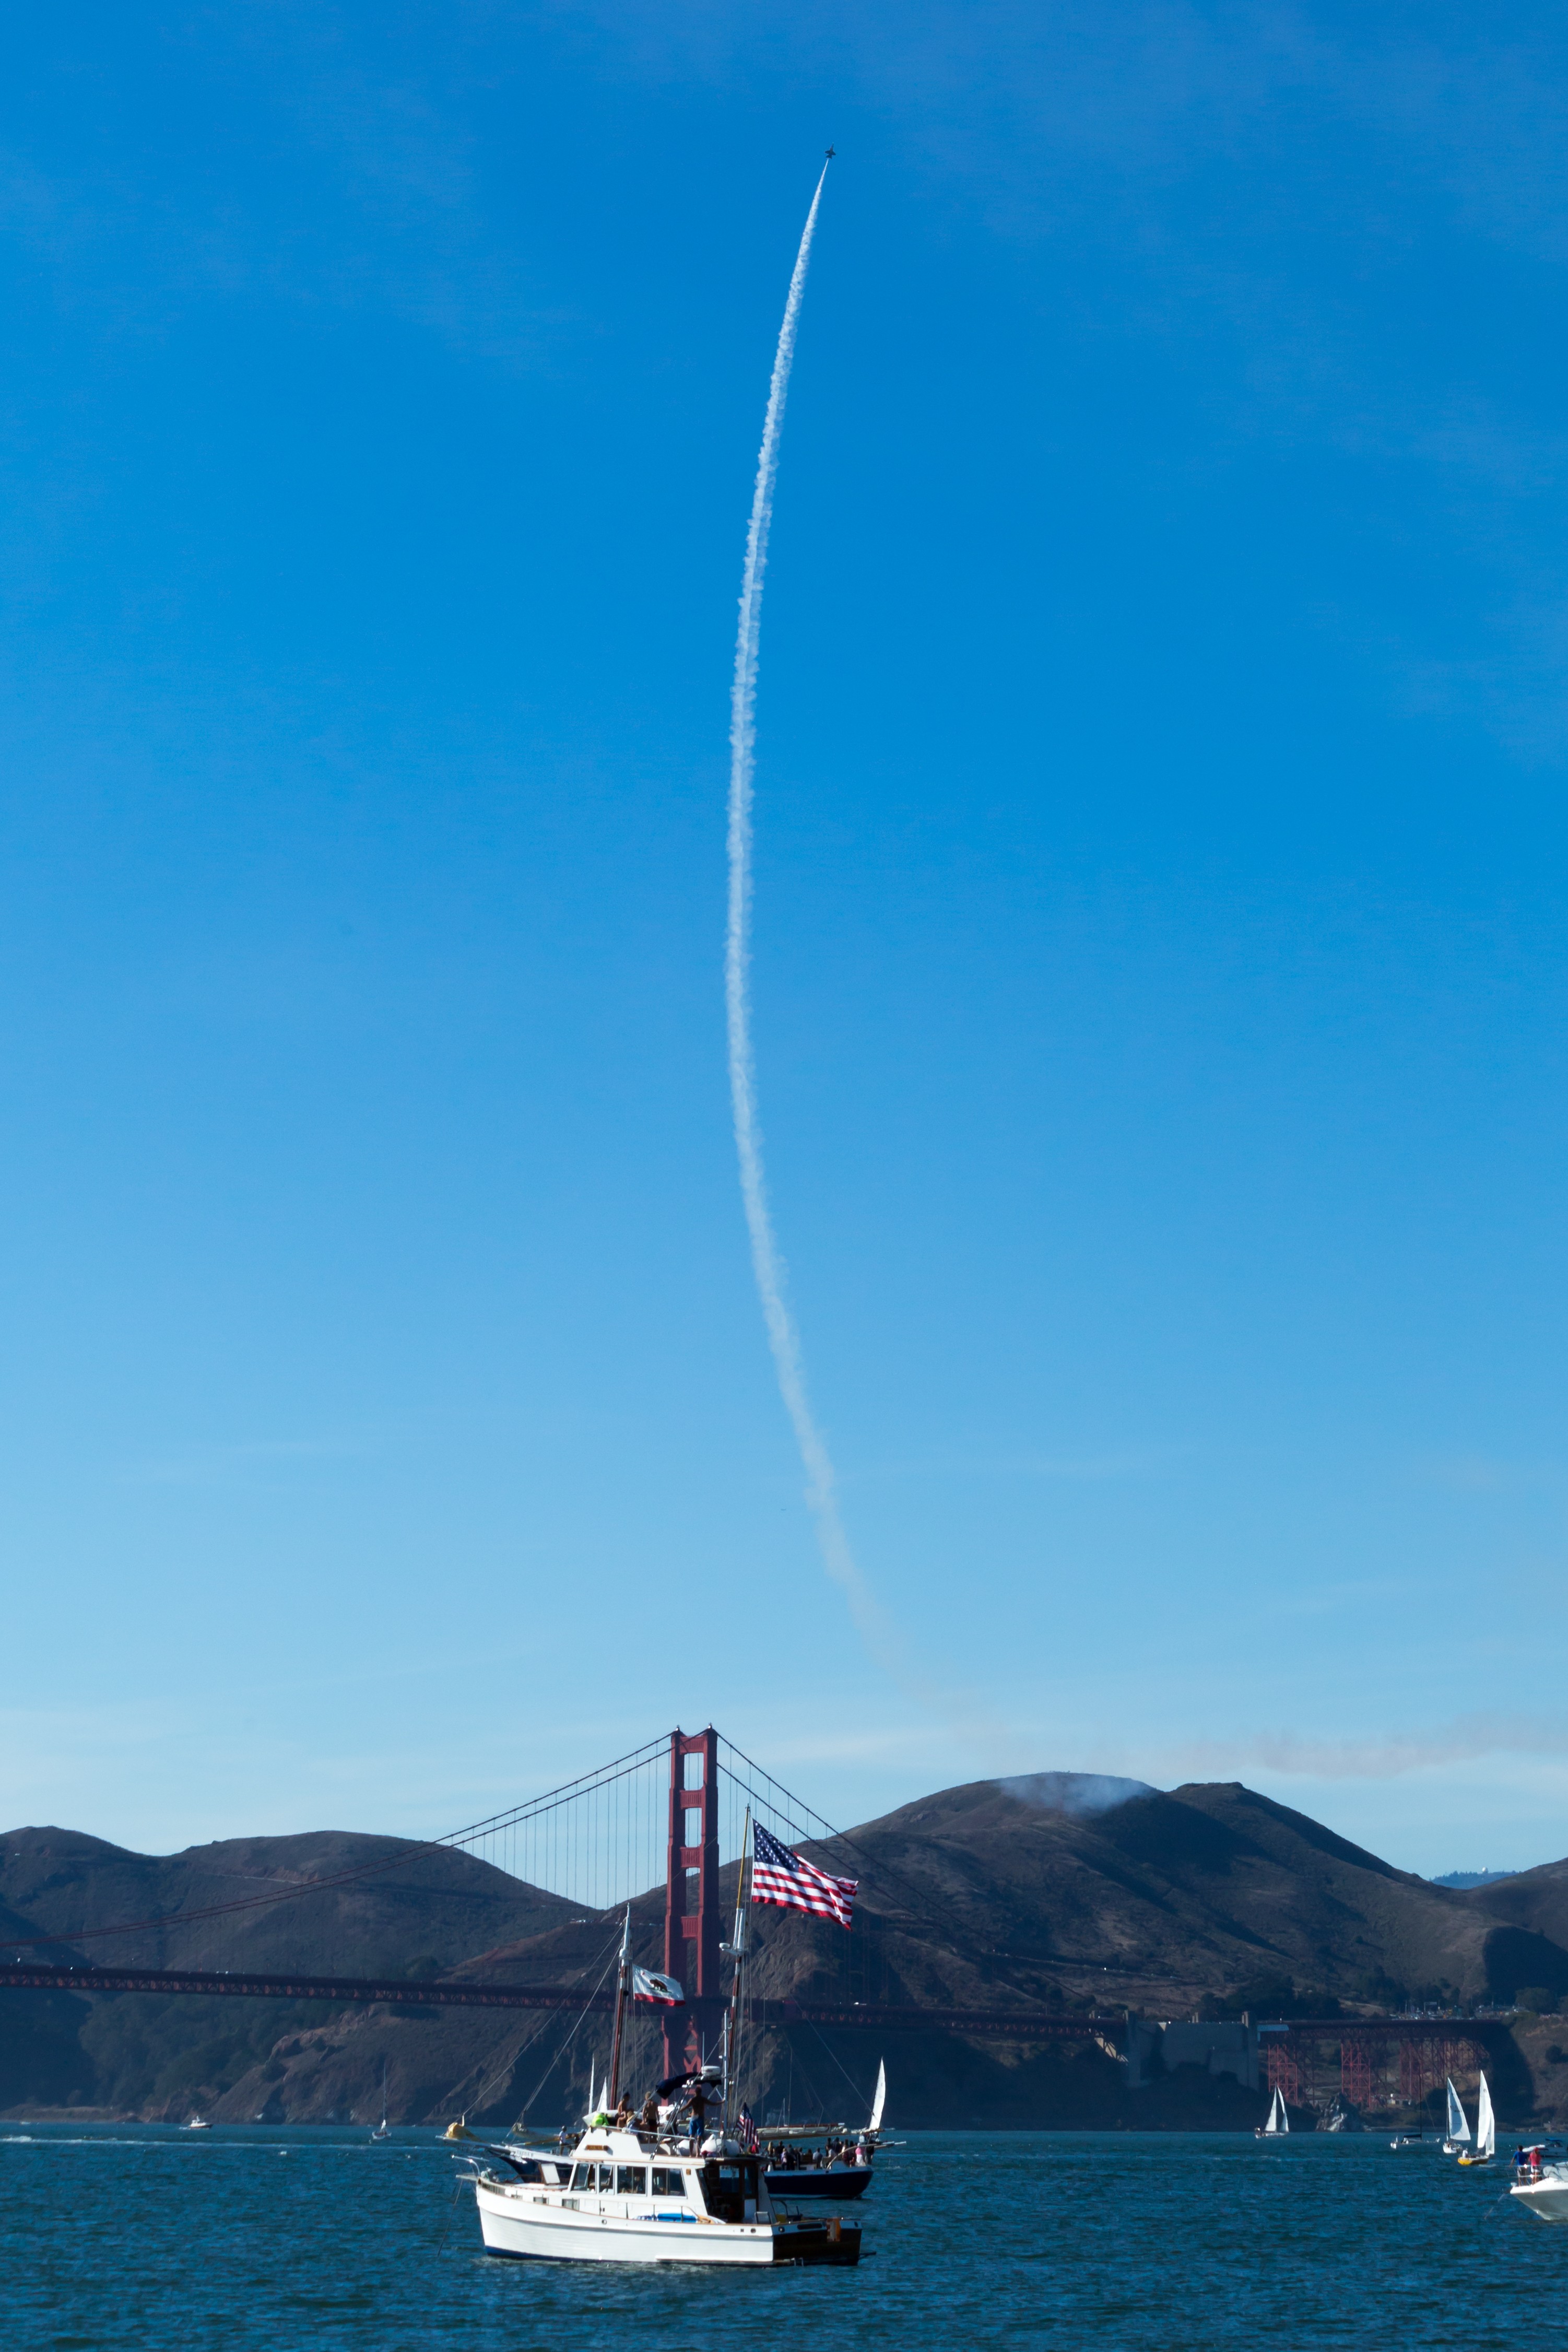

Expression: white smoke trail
xmin=725 ymin=164 xmax=889 ymax=1656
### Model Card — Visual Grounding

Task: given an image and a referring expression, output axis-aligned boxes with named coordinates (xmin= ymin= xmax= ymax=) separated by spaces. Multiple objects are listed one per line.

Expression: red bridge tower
xmin=663 ymin=1726 xmax=722 ymax=2077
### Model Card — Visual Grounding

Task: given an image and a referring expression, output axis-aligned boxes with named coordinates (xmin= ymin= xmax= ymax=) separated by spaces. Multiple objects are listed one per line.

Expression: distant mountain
xmin=3 ymin=1780 xmax=1567 ymax=2128
xmin=1457 ymin=1862 xmax=1568 ymax=2008
xmin=0 ymin=1825 xmax=576 ymax=1974
xmin=781 ymin=1775 xmax=1504 ymax=2019
xmin=1431 ymin=1871 xmax=1518 ymax=1889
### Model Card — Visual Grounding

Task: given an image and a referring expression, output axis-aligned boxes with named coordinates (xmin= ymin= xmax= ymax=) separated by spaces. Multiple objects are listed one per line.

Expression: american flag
xmin=750 ymin=1822 xmax=857 ymax=1930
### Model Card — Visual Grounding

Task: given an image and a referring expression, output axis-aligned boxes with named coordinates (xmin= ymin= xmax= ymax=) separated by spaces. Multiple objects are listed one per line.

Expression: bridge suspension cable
xmin=4 ymin=1732 xmax=674 ymax=1951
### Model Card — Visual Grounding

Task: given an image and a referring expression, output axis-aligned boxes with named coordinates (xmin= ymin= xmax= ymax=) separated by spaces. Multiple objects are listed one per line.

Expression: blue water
xmin=2 ymin=2124 xmax=1560 ymax=2348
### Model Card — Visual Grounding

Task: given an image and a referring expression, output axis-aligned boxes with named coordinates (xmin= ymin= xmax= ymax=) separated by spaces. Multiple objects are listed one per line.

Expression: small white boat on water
xmin=1441 ymin=2077 xmax=1471 ymax=2156
xmin=370 ymin=2061 xmax=391 ymax=2142
xmin=1255 ymin=2086 xmax=1289 ymax=2139
xmin=1456 ymin=2073 xmax=1495 ymax=2167
xmin=183 ymin=2115 xmax=211 ymax=2132
xmin=1511 ymin=2137 xmax=1568 ymax=2222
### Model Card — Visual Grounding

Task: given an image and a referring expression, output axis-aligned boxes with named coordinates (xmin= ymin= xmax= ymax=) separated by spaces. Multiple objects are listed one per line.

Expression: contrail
xmin=725 ymin=162 xmax=887 ymax=1655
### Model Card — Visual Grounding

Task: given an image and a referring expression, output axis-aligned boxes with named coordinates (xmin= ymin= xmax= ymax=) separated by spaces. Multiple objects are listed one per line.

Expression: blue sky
xmin=5 ymin=1 xmax=1568 ymax=1877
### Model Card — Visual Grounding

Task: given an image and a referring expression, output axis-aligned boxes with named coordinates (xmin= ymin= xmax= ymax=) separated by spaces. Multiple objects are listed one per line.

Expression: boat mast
xmin=606 ymin=1904 xmax=632 ymax=2111
xmin=723 ymin=1806 xmax=752 ymax=2130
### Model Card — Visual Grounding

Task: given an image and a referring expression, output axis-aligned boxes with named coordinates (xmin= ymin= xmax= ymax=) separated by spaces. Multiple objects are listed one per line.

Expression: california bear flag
xmin=631 ymin=1967 xmax=683 ymax=2005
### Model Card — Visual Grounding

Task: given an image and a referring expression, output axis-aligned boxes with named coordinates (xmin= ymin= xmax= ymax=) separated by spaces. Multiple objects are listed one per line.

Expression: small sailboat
xmin=1255 ymin=2085 xmax=1289 ymax=2138
xmin=1457 ymin=2073 xmax=1495 ymax=2167
xmin=762 ymin=2057 xmax=884 ymax=2200
xmin=370 ymin=2060 xmax=391 ymax=2141
xmin=1441 ymin=2077 xmax=1471 ymax=2157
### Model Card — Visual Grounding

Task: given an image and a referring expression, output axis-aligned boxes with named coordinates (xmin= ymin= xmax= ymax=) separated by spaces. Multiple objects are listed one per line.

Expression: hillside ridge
xmin=2 ymin=1778 xmax=1565 ymax=2127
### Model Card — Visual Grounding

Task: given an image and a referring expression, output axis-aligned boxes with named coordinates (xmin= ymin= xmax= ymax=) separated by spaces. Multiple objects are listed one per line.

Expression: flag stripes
xmin=751 ymin=1822 xmax=857 ymax=1930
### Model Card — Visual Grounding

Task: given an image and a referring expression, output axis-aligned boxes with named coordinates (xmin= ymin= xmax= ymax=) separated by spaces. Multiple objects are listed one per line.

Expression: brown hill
xmin=0 ymin=1826 xmax=577 ymax=1974
xmin=3 ymin=1777 xmax=1565 ymax=2128
xmin=785 ymin=1773 xmax=1499 ymax=2016
xmin=1458 ymin=1862 xmax=1568 ymax=2008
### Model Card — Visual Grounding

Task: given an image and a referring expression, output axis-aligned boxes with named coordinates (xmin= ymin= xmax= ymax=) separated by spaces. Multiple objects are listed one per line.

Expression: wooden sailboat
xmin=761 ymin=2059 xmax=884 ymax=2200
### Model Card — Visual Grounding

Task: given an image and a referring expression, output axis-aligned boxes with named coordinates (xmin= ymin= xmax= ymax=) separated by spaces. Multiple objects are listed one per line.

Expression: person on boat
xmin=686 ymin=2065 xmax=723 ymax=2138
xmin=614 ymin=2097 xmax=632 ymax=2127
xmin=638 ymin=2090 xmax=659 ymax=2134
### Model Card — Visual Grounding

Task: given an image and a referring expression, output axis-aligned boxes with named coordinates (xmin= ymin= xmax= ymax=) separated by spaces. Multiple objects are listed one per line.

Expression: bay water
xmin=3 ymin=2123 xmax=1559 ymax=2348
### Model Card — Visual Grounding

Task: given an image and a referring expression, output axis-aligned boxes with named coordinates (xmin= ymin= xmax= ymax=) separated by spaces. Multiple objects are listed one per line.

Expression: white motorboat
xmin=1256 ymin=2086 xmax=1289 ymax=2139
xmin=1511 ymin=2138 xmax=1568 ymax=2222
xmin=1456 ymin=2072 xmax=1495 ymax=2167
xmin=183 ymin=2114 xmax=211 ymax=2132
xmin=470 ymin=2124 xmax=859 ymax=2265
xmin=1441 ymin=2076 xmax=1471 ymax=2156
xmin=464 ymin=1815 xmax=860 ymax=2267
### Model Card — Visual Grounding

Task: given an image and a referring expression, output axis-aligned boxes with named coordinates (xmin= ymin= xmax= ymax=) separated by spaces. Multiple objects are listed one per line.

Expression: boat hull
xmin=1512 ymin=2174 xmax=1568 ymax=2224
xmin=763 ymin=2164 xmax=872 ymax=2200
xmin=474 ymin=2179 xmax=860 ymax=2265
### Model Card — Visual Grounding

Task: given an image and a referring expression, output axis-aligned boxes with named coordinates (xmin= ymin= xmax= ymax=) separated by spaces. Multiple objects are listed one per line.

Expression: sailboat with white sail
xmin=1456 ymin=2073 xmax=1495 ymax=2167
xmin=1441 ymin=2077 xmax=1471 ymax=2156
xmin=370 ymin=2060 xmax=391 ymax=2142
xmin=761 ymin=2058 xmax=886 ymax=2198
xmin=1255 ymin=2086 xmax=1289 ymax=2139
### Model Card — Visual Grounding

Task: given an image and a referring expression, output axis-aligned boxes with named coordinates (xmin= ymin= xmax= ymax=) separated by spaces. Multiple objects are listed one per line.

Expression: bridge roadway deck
xmin=0 ymin=1969 xmax=1507 ymax=2050
xmin=0 ymin=1963 xmax=1121 ymax=2040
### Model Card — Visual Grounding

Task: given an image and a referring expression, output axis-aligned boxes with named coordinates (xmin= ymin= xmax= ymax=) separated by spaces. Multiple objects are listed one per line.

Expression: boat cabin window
xmin=568 ymin=2163 xmax=615 ymax=2192
xmin=615 ymin=2166 xmax=645 ymax=2195
xmin=701 ymin=2159 xmax=760 ymax=2223
xmin=650 ymin=2167 xmax=682 ymax=2197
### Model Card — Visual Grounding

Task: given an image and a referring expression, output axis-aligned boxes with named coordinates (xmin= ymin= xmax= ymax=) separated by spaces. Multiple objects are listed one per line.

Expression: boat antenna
xmin=606 ymin=1904 xmax=632 ymax=2111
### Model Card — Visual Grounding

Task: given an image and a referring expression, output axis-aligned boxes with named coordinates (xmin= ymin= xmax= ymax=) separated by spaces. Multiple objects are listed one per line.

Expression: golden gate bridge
xmin=0 ymin=1726 xmax=1499 ymax=2108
